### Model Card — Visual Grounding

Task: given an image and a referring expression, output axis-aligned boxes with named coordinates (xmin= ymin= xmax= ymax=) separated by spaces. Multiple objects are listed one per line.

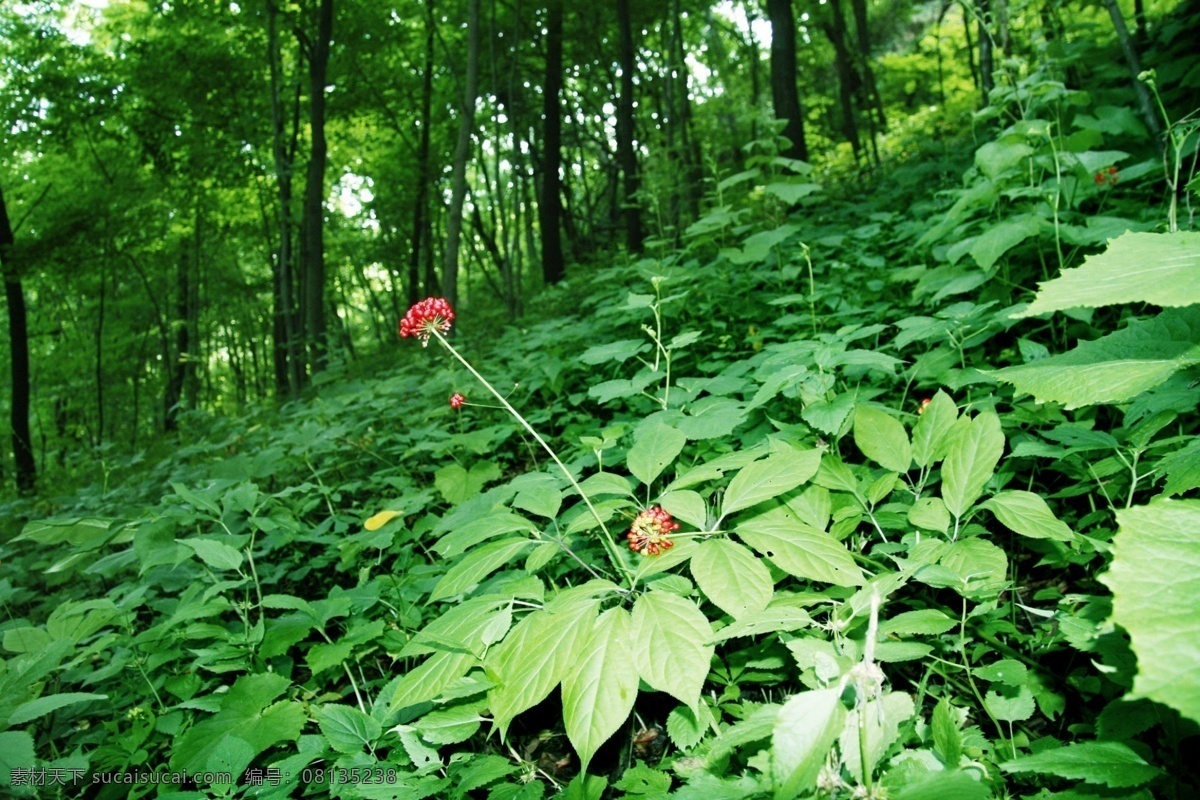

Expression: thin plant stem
xmin=431 ymin=330 xmax=633 ymax=585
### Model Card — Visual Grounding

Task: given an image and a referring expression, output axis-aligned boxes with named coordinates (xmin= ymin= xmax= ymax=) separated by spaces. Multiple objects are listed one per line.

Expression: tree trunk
xmin=539 ymin=0 xmax=565 ymax=284
xmin=0 ymin=186 xmax=36 ymax=495
xmin=978 ymin=0 xmax=994 ymax=104
xmin=443 ymin=0 xmax=481 ymax=307
xmin=616 ymin=0 xmax=644 ymax=252
xmin=766 ymin=0 xmax=808 ymax=162
xmin=824 ymin=0 xmax=862 ymax=161
xmin=301 ymin=0 xmax=334 ymax=377
xmin=267 ymin=0 xmax=301 ymax=396
xmin=410 ymin=0 xmax=436 ymax=306
xmin=1100 ymin=0 xmax=1161 ymax=137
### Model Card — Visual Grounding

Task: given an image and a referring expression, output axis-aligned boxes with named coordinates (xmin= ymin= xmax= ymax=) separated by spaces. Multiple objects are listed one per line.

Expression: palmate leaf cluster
xmin=2 ymin=9 xmax=1200 ymax=800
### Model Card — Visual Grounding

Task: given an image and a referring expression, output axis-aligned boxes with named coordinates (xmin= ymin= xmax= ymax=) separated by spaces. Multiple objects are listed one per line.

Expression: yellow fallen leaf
xmin=365 ymin=510 xmax=401 ymax=531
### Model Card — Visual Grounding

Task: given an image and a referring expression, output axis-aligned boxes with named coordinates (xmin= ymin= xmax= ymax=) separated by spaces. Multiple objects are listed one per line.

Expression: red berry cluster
xmin=399 ymin=297 xmax=455 ymax=345
xmin=1094 ymin=166 xmax=1120 ymax=187
xmin=627 ymin=506 xmax=680 ymax=557
xmin=449 ymin=393 xmax=466 ymax=409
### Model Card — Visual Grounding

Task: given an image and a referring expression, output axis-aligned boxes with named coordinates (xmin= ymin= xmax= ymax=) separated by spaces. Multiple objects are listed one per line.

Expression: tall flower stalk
xmin=402 ymin=298 xmax=633 ymax=584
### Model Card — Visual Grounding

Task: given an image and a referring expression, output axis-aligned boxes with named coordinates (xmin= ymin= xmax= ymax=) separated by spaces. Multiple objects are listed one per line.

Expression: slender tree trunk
xmin=443 ymin=0 xmax=481 ymax=307
xmin=539 ymin=0 xmax=565 ymax=284
xmin=766 ymin=0 xmax=808 ymax=162
xmin=961 ymin=1 xmax=979 ymax=91
xmin=267 ymin=0 xmax=301 ymax=396
xmin=978 ymin=0 xmax=994 ymax=104
xmin=301 ymin=0 xmax=334 ymax=377
xmin=616 ymin=0 xmax=643 ymax=252
xmin=0 ymin=186 xmax=35 ymax=495
xmin=410 ymin=0 xmax=436 ymax=305
xmin=850 ymin=0 xmax=886 ymax=133
xmin=672 ymin=0 xmax=701 ymax=222
xmin=1101 ymin=0 xmax=1161 ymax=137
xmin=171 ymin=248 xmax=191 ymax=427
xmin=824 ymin=0 xmax=862 ymax=161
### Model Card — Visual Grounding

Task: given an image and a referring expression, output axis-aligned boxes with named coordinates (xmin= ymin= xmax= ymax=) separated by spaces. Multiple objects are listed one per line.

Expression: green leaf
xmin=180 ymin=538 xmax=244 ymax=571
xmin=435 ymin=461 xmax=502 ymax=505
xmin=708 ymin=602 xmax=814 ymax=643
xmin=627 ymin=422 xmax=687 ymax=487
xmin=1000 ymin=741 xmax=1161 ymax=788
xmin=8 ymin=692 xmax=107 ymax=725
xmin=429 ymin=538 xmax=535 ymax=602
xmin=1017 ymin=231 xmax=1200 ymax=316
xmin=985 ymin=684 xmax=1035 ymax=722
xmin=315 ymin=704 xmax=382 ymax=754
xmin=690 ymin=539 xmax=774 ymax=619
xmin=487 ymin=589 xmax=604 ymax=736
xmin=840 ymin=692 xmax=915 ymax=781
xmin=1101 ymin=500 xmax=1200 ymax=725
xmin=771 ymin=688 xmax=846 ymax=799
xmin=980 ymin=491 xmax=1074 ymax=541
xmin=941 ymin=411 xmax=1004 ymax=520
xmin=1160 ymin=438 xmax=1200 ymax=496
xmin=306 ymin=641 xmax=353 ymax=677
xmin=853 ymin=405 xmax=912 ymax=473
xmin=911 ymin=391 xmax=958 ymax=468
xmin=975 ymin=140 xmax=1033 ymax=178
xmin=435 ymin=511 xmax=533 ymax=557
xmin=390 ymin=651 xmax=477 ymax=713
xmin=658 ymin=490 xmax=708 ymax=529
xmin=931 ymin=698 xmax=963 ymax=767
xmin=879 ymin=609 xmax=957 ymax=636
xmin=0 ymin=731 xmax=35 ymax=787
xmin=907 ymin=497 xmax=950 ymax=534
xmin=562 ymin=608 xmax=639 ymax=774
xmin=736 ymin=506 xmax=865 ymax=587
xmin=630 ymin=591 xmax=714 ymax=711
xmin=170 ymin=673 xmax=305 ymax=777
xmin=399 ymin=596 xmax=512 ymax=658
xmin=991 ymin=307 xmax=1200 ymax=409
xmin=513 ymin=485 xmax=563 ymax=519
xmin=937 ymin=538 xmax=1008 ymax=599
xmin=969 ymin=215 xmax=1043 ymax=270
xmin=580 ymin=339 xmax=649 ymax=365
xmin=721 ymin=448 xmax=822 ymax=518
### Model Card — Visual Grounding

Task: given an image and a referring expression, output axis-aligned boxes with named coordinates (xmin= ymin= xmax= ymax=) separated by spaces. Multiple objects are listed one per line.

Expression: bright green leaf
xmin=1001 ymin=741 xmax=1161 ymax=788
xmin=690 ymin=539 xmax=774 ymax=619
xmin=772 ymin=688 xmax=846 ymax=799
xmin=853 ymin=405 xmax=912 ymax=473
xmin=721 ymin=448 xmax=822 ymax=518
xmin=980 ymin=491 xmax=1074 ymax=541
xmin=562 ymin=608 xmax=638 ymax=774
xmin=941 ymin=412 xmax=1005 ymax=520
xmin=630 ymin=592 xmax=714 ymax=711
xmin=627 ymin=422 xmax=687 ymax=487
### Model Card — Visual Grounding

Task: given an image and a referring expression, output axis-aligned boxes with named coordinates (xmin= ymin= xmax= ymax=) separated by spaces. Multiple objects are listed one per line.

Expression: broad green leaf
xmin=879 ymin=609 xmax=957 ymax=636
xmin=941 ymin=412 xmax=1004 ymax=520
xmin=487 ymin=591 xmax=603 ymax=736
xmin=306 ymin=641 xmax=352 ymax=677
xmin=170 ymin=673 xmax=305 ymax=776
xmin=894 ymin=772 xmax=993 ymax=800
xmin=911 ymin=390 xmax=958 ymax=467
xmin=991 ymin=307 xmax=1200 ymax=409
xmin=677 ymin=397 xmax=747 ymax=440
xmin=908 ymin=497 xmax=950 ymax=534
xmin=736 ymin=506 xmax=865 ymax=586
xmin=1017 ymin=231 xmax=1200 ymax=316
xmin=853 ymin=405 xmax=912 ymax=473
xmin=390 ymin=651 xmax=476 ymax=713
xmin=1101 ymin=501 xmax=1200 ymax=725
xmin=690 ymin=539 xmax=774 ymax=619
xmin=0 ymin=731 xmax=35 ymax=787
xmin=658 ymin=490 xmax=708 ymax=530
xmin=315 ymin=704 xmax=382 ymax=754
xmin=707 ymin=602 xmax=814 ymax=643
xmin=14 ymin=516 xmax=121 ymax=548
xmin=577 ymin=471 xmax=636 ymax=498
xmin=1001 ymin=741 xmax=1161 ymax=788
xmin=413 ymin=702 xmax=487 ymax=744
xmin=980 ymin=491 xmax=1074 ymax=541
xmin=938 ymin=538 xmax=1008 ymax=599
xmin=399 ymin=596 xmax=511 ymax=658
xmin=975 ymin=140 xmax=1033 ymax=178
xmin=562 ymin=608 xmax=638 ymax=774
xmin=179 ymin=538 xmax=244 ymax=571
xmin=435 ymin=461 xmax=502 ymax=505
xmin=627 ymin=422 xmax=687 ymax=487
xmin=435 ymin=511 xmax=533 ymax=557
xmin=985 ymin=685 xmax=1035 ymax=721
xmin=630 ymin=591 xmax=714 ymax=710
xmin=1159 ymin=438 xmax=1200 ymax=496
xmin=969 ymin=215 xmax=1043 ymax=270
xmin=721 ymin=448 xmax=822 ymax=518
xmin=429 ymin=538 xmax=535 ymax=602
xmin=772 ymin=688 xmax=846 ymax=799
xmin=8 ymin=692 xmax=107 ymax=725
xmin=931 ymin=698 xmax=963 ymax=768
xmin=580 ymin=339 xmax=649 ymax=365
